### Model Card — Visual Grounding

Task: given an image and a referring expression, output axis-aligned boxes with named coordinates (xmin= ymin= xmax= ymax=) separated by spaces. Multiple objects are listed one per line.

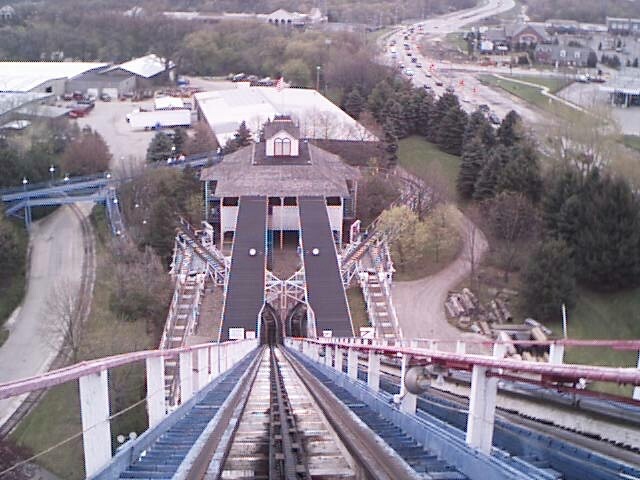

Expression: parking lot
xmin=75 ymin=98 xmax=157 ymax=175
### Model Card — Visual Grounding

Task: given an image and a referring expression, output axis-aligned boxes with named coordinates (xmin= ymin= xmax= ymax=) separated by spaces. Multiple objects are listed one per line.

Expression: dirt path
xmin=392 ymin=212 xmax=489 ymax=351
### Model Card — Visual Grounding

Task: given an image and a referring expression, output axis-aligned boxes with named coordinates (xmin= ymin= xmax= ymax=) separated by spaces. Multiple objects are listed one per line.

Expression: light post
xmin=22 ymin=177 xmax=28 ymax=191
xmin=49 ymin=165 xmax=55 ymax=183
xmin=316 ymin=65 xmax=321 ymax=92
xmin=22 ymin=177 xmax=31 ymax=228
xmin=64 ymin=174 xmax=70 ymax=183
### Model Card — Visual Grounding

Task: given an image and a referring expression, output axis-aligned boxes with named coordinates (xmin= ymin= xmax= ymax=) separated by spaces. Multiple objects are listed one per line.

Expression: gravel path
xmin=392 ymin=212 xmax=489 ymax=352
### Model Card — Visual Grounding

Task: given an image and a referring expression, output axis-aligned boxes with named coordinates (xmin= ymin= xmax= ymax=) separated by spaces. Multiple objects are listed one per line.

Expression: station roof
xmin=194 ymin=86 xmax=378 ymax=145
xmin=0 ymin=62 xmax=109 ymax=92
xmin=600 ymin=77 xmax=640 ymax=95
xmin=200 ymin=141 xmax=360 ymax=197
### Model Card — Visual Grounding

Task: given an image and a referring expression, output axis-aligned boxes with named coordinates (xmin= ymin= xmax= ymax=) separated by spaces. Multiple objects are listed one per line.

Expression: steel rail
xmin=302 ymin=339 xmax=640 ymax=386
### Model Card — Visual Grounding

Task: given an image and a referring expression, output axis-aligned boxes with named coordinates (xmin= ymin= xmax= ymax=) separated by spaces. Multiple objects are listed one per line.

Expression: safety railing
xmin=0 ymin=339 xmax=258 ymax=478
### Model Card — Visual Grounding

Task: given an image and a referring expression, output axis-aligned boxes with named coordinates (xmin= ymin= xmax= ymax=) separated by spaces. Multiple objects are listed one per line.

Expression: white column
xmin=548 ymin=343 xmax=565 ymax=365
xmin=456 ymin=341 xmax=466 ymax=354
xmin=197 ymin=348 xmax=208 ymax=391
xmin=79 ymin=369 xmax=111 ymax=477
xmin=399 ymin=354 xmax=416 ymax=414
xmin=335 ymin=346 xmax=344 ymax=373
xmin=466 ymin=365 xmax=498 ymax=454
xmin=634 ymin=350 xmax=640 ymax=401
xmin=325 ymin=346 xmax=333 ymax=367
xmin=180 ymin=351 xmax=194 ymax=404
xmin=347 ymin=348 xmax=358 ymax=379
xmin=493 ymin=342 xmax=507 ymax=359
xmin=146 ymin=356 xmax=166 ymax=428
xmin=367 ymin=350 xmax=381 ymax=392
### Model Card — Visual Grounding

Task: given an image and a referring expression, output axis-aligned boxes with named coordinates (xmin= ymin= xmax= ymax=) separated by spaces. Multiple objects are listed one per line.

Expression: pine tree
xmin=522 ymin=239 xmax=576 ymax=320
xmin=473 ymin=145 xmax=509 ymax=200
xmin=343 ymin=87 xmax=365 ymax=120
xmin=541 ymin=169 xmax=580 ymax=235
xmin=456 ymin=136 xmax=486 ymax=199
xmin=417 ymin=92 xmax=434 ymax=138
xmin=173 ymin=127 xmax=188 ymax=154
xmin=570 ymin=174 xmax=640 ymax=288
xmin=463 ymin=110 xmax=495 ymax=149
xmin=496 ymin=142 xmax=543 ymax=201
xmin=381 ymin=99 xmax=409 ymax=139
xmin=146 ymin=132 xmax=174 ymax=163
xmin=437 ymin=103 xmax=468 ymax=155
xmin=497 ymin=110 xmax=522 ymax=147
xmin=382 ymin=118 xmax=399 ymax=169
xmin=427 ymin=93 xmax=460 ymax=142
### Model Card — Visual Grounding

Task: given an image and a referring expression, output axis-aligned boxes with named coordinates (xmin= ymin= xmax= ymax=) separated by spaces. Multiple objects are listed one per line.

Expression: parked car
xmin=62 ymin=92 xmax=73 ymax=101
xmin=232 ymin=73 xmax=246 ymax=82
xmin=411 ymin=57 xmax=418 ymax=63
xmin=423 ymin=84 xmax=432 ymax=90
xmin=478 ymin=104 xmax=490 ymax=113
xmin=489 ymin=112 xmax=501 ymax=125
xmin=404 ymin=68 xmax=415 ymax=76
xmin=416 ymin=63 xmax=423 ymax=68
xmin=435 ymin=79 xmax=444 ymax=86
xmin=100 ymin=93 xmax=112 ymax=102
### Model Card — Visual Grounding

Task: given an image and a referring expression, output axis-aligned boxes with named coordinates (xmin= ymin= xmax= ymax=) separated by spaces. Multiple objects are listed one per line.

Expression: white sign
xmin=228 ymin=328 xmax=245 ymax=340
xmin=360 ymin=327 xmax=374 ymax=338
xmin=245 ymin=330 xmax=256 ymax=339
xmin=322 ymin=330 xmax=333 ymax=338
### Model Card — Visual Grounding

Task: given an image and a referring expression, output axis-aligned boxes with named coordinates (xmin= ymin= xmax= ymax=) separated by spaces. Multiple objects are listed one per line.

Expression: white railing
xmin=0 ymin=339 xmax=258 ymax=478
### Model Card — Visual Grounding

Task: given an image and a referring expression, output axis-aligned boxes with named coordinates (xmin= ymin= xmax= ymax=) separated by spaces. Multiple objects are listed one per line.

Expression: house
xmin=507 ymin=23 xmax=551 ymax=46
xmin=534 ymin=44 xmax=595 ymax=67
xmin=0 ymin=5 xmax=15 ymax=21
xmin=266 ymin=8 xmax=326 ymax=26
xmin=607 ymin=17 xmax=640 ymax=36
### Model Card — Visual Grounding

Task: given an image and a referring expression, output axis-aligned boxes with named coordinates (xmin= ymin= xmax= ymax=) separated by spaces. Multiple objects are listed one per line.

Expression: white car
xmin=404 ymin=69 xmax=415 ymax=76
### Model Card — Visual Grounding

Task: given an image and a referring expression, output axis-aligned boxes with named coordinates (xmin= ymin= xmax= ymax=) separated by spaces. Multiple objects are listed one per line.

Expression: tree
xmin=45 ymin=281 xmax=84 ymax=362
xmin=0 ymin=211 xmax=23 ymax=275
xmin=381 ymin=99 xmax=409 ymax=139
xmin=356 ymin=173 xmax=400 ymax=226
xmin=428 ymin=92 xmax=460 ymax=142
xmin=587 ymin=51 xmax=598 ymax=68
xmin=382 ymin=118 xmax=399 ymax=169
xmin=377 ymin=206 xmax=422 ymax=273
xmin=437 ymin=103 xmax=468 ymax=155
xmin=185 ymin=122 xmax=218 ymax=156
xmin=343 ymin=87 xmax=365 ymax=120
xmin=417 ymin=92 xmax=435 ymax=137
xmin=61 ymin=128 xmax=112 ymax=175
xmin=172 ymin=127 xmax=188 ymax=154
xmin=146 ymin=132 xmax=174 ymax=163
xmin=482 ymin=191 xmax=538 ymax=281
xmin=463 ymin=109 xmax=495 ymax=148
xmin=496 ymin=110 xmax=523 ymax=147
xmin=633 ymin=57 xmax=639 ymax=68
xmin=541 ymin=168 xmax=580 ymax=234
xmin=224 ymin=121 xmax=253 ymax=154
xmin=522 ymin=239 xmax=576 ymax=321
xmin=282 ymin=58 xmax=311 ymax=86
xmin=496 ymin=141 xmax=543 ymax=201
xmin=457 ymin=137 xmax=486 ymax=200
xmin=473 ymin=145 xmax=509 ymax=200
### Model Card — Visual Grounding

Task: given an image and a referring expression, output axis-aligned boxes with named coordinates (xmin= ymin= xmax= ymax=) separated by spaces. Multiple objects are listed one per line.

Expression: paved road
xmin=0 ymin=203 xmax=92 ymax=428
xmin=392 ymin=213 xmax=489 ymax=352
xmin=383 ymin=0 xmax=545 ymax=124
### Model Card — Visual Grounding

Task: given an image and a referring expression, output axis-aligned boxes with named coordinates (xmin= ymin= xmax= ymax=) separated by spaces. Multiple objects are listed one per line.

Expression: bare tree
xmin=44 ymin=280 xmax=84 ymax=363
xmin=463 ymin=206 xmax=482 ymax=289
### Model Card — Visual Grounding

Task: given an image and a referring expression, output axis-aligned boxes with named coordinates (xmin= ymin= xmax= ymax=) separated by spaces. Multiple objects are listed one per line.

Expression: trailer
xmin=127 ymin=109 xmax=191 ymax=130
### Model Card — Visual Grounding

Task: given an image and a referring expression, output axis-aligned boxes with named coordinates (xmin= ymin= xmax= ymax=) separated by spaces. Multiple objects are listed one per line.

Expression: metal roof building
xmin=0 ymin=62 xmax=108 ymax=94
xmin=194 ymin=86 xmax=378 ymax=146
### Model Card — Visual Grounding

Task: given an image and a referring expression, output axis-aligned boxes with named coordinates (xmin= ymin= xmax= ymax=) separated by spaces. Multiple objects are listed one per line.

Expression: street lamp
xmin=49 ymin=165 xmax=55 ymax=182
xmin=106 ymin=172 xmax=112 ymax=180
xmin=64 ymin=174 xmax=70 ymax=182
xmin=316 ymin=65 xmax=321 ymax=92
xmin=22 ymin=177 xmax=28 ymax=191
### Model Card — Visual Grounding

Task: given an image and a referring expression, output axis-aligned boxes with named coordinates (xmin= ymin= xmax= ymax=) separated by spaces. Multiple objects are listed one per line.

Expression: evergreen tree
xmin=427 ymin=93 xmax=460 ymax=142
xmin=343 ymin=87 xmax=365 ymax=120
xmin=368 ymin=80 xmax=394 ymax=122
xmin=146 ymin=132 xmax=174 ymax=163
xmin=587 ymin=51 xmax=598 ymax=68
xmin=522 ymin=239 xmax=576 ymax=320
xmin=382 ymin=118 xmax=399 ymax=169
xmin=497 ymin=110 xmax=522 ymax=147
xmin=541 ymin=169 xmax=580 ymax=234
xmin=224 ymin=121 xmax=252 ymax=154
xmin=417 ymin=92 xmax=435 ymax=138
xmin=570 ymin=174 xmax=640 ymax=288
xmin=456 ymin=136 xmax=486 ymax=199
xmin=172 ymin=127 xmax=188 ymax=154
xmin=437 ymin=103 xmax=468 ymax=155
xmin=463 ymin=109 xmax=495 ymax=149
xmin=496 ymin=142 xmax=543 ymax=201
xmin=473 ymin=145 xmax=509 ymax=200
xmin=381 ymin=99 xmax=409 ymax=139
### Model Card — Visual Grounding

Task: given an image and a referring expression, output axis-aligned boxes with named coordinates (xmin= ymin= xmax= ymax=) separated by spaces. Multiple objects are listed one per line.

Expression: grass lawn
xmin=623 ymin=135 xmax=640 ymax=153
xmin=445 ymin=32 xmax=468 ymax=54
xmin=347 ymin=287 xmax=370 ymax=336
xmin=0 ymin=221 xmax=28 ymax=347
xmin=398 ymin=136 xmax=461 ymax=193
xmin=546 ymin=286 xmax=640 ymax=396
xmin=11 ymin=206 xmax=158 ymax=479
xmin=508 ymin=75 xmax=573 ymax=94
xmin=477 ymin=74 xmax=581 ymax=122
